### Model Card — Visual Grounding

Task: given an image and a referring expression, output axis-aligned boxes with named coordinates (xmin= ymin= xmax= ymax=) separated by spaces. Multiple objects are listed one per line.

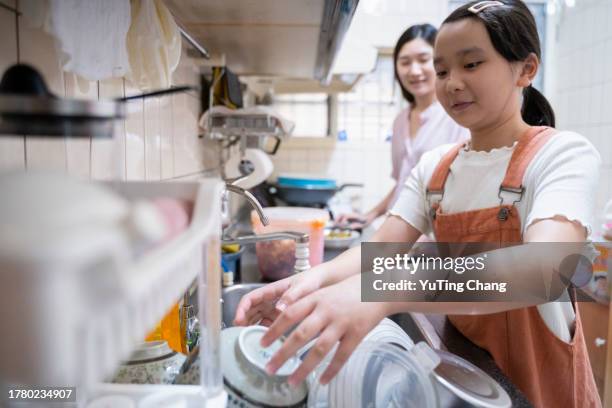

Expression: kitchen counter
xmin=236 ymin=242 xmax=532 ymax=407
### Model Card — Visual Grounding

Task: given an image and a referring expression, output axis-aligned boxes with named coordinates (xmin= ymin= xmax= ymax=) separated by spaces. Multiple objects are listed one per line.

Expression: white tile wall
xmin=159 ymin=97 xmax=174 ymax=179
xmin=552 ymin=0 xmax=612 ymax=235
xmin=97 ymin=78 xmax=127 ymax=180
xmin=64 ymin=73 xmax=95 ymax=179
xmin=270 ymin=138 xmax=395 ymax=212
xmin=144 ymin=98 xmax=162 ymax=181
xmin=0 ymin=6 xmax=219 ymax=181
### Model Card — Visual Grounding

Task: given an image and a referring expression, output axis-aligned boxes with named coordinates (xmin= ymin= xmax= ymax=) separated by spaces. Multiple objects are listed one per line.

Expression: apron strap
xmin=425 ymin=143 xmax=465 ymax=209
xmin=500 ymin=126 xmax=557 ymax=190
xmin=425 ymin=143 xmax=465 ymax=218
xmin=497 ymin=126 xmax=557 ymax=206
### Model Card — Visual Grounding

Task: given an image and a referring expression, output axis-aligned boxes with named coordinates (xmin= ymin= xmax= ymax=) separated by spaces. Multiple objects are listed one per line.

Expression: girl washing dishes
xmin=336 ymin=23 xmax=468 ymax=229
xmin=235 ymin=1 xmax=601 ymax=407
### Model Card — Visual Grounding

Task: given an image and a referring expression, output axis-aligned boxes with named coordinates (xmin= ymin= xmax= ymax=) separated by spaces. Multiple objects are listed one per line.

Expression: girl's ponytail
xmin=522 ymin=85 xmax=555 ymax=127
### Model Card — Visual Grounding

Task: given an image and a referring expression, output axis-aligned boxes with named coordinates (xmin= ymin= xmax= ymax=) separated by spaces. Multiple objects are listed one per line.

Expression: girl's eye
xmin=464 ymin=61 xmax=482 ymax=70
xmin=436 ymin=71 xmax=447 ymax=78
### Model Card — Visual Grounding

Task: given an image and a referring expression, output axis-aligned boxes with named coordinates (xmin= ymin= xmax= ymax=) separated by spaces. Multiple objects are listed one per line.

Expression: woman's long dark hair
xmin=443 ymin=0 xmax=555 ymax=127
xmin=393 ymin=24 xmax=438 ymax=105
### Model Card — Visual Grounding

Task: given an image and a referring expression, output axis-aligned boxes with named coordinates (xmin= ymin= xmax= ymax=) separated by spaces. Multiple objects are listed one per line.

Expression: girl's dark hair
xmin=393 ymin=24 xmax=438 ymax=105
xmin=443 ymin=0 xmax=555 ymax=127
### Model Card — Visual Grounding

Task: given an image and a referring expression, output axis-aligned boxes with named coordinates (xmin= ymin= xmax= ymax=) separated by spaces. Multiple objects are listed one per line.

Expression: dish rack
xmin=0 ymin=178 xmax=227 ymax=407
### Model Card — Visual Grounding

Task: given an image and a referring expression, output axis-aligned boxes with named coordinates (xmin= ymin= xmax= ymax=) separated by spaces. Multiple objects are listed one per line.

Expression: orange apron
xmin=426 ymin=126 xmax=601 ymax=408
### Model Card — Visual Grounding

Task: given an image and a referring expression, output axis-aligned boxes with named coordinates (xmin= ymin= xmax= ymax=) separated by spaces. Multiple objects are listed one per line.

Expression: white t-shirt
xmin=389 ymin=130 xmax=602 ymax=342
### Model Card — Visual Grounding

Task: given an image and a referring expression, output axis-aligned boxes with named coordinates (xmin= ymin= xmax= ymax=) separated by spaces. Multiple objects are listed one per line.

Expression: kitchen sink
xmin=221 ymin=283 xmax=265 ymax=328
xmin=219 ymin=283 xmax=519 ymax=407
xmin=220 ymin=283 xmax=432 ymax=346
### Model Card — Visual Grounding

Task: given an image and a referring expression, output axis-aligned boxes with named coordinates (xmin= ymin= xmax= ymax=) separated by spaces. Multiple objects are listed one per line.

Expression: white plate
xmin=324 ymin=229 xmax=360 ymax=249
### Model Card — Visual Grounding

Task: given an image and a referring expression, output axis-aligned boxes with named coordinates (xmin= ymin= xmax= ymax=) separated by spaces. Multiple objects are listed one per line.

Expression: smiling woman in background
xmin=337 ymin=23 xmax=469 ymax=229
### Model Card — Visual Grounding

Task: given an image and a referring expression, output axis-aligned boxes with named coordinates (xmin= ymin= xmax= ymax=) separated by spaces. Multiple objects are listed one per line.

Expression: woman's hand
xmin=260 ymin=274 xmax=390 ymax=386
xmin=335 ymin=211 xmax=376 ymax=229
xmin=233 ymin=268 xmax=327 ymax=326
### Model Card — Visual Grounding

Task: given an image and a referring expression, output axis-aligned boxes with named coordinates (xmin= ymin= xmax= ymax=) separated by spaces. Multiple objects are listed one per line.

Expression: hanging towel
xmin=125 ymin=0 xmax=182 ymax=91
xmin=21 ymin=0 xmax=132 ymax=81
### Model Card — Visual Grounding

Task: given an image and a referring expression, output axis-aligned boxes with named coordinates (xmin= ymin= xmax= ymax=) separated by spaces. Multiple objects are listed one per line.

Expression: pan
xmin=0 ymin=64 xmax=196 ymax=138
xmin=269 ymin=174 xmax=362 ymax=207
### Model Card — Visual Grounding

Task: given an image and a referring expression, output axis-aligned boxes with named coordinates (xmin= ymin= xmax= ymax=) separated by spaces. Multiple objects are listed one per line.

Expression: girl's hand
xmin=233 ymin=269 xmax=326 ymax=326
xmin=260 ymin=274 xmax=390 ymax=386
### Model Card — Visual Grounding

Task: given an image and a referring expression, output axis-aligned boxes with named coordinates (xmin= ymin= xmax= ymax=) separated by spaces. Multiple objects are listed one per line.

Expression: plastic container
xmin=251 ymin=207 xmax=329 ymax=280
xmin=221 ymin=247 xmax=243 ymax=278
xmin=307 ymin=319 xmax=511 ymax=408
xmin=308 ymin=341 xmax=440 ymax=408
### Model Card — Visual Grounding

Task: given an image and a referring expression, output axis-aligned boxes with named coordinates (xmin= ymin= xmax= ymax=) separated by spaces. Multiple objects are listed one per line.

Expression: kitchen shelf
xmin=200 ymin=106 xmax=294 ymax=140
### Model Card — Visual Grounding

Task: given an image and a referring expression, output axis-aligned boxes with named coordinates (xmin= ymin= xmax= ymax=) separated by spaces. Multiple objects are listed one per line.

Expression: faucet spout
xmin=222 ymin=231 xmax=309 ymax=245
xmin=225 ymin=183 xmax=269 ymax=226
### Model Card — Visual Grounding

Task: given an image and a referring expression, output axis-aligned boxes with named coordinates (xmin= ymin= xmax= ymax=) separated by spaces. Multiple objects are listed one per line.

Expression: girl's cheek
xmin=436 ymin=88 xmax=450 ymax=110
xmin=435 ymin=82 xmax=444 ymax=99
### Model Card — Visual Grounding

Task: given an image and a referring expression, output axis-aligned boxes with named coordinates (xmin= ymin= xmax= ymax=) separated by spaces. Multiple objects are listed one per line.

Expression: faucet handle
xmin=294 ymin=241 xmax=310 ymax=273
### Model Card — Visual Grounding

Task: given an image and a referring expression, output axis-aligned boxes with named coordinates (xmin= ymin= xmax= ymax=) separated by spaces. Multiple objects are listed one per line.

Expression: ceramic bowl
xmin=111 ymin=341 xmax=186 ymax=385
xmin=324 ymin=228 xmax=360 ymax=249
xmin=176 ymin=326 xmax=307 ymax=407
xmin=222 ymin=325 xmax=308 ymax=407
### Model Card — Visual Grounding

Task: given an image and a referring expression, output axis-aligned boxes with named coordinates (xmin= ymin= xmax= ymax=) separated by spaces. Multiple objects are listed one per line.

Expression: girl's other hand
xmin=233 ymin=269 xmax=326 ymax=326
xmin=260 ymin=274 xmax=389 ymax=386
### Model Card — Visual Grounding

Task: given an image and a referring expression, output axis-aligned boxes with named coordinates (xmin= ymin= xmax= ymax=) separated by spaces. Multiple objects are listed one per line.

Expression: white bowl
xmin=324 ymin=229 xmax=360 ymax=249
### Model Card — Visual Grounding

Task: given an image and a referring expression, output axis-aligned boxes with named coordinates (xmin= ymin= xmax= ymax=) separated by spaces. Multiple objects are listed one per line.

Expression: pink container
xmin=251 ymin=207 xmax=329 ymax=281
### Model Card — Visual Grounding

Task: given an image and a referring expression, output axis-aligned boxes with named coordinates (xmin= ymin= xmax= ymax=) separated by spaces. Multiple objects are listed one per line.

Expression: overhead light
xmin=565 ymin=0 xmax=576 ymax=7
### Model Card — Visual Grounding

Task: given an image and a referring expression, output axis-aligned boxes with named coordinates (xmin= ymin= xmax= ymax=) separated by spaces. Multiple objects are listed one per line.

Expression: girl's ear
xmin=517 ymin=53 xmax=539 ymax=88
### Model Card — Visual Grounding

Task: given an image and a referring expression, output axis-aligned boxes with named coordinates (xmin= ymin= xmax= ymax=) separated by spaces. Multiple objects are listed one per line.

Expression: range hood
xmin=164 ymin=0 xmax=359 ymax=84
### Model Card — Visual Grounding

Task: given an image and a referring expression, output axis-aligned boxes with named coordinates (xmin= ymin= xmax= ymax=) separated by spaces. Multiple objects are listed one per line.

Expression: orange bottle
xmin=146 ymin=302 xmax=184 ymax=353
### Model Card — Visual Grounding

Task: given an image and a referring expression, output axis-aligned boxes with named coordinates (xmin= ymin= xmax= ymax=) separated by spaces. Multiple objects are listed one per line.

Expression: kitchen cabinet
xmin=580 ymin=302 xmax=609 ymax=399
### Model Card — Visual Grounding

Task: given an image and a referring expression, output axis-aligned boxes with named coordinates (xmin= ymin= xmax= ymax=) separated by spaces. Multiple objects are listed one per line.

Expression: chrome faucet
xmin=224 ymin=183 xmax=269 ymax=226
xmin=222 ymin=230 xmax=310 ymax=274
xmin=222 ymin=181 xmax=311 ymax=281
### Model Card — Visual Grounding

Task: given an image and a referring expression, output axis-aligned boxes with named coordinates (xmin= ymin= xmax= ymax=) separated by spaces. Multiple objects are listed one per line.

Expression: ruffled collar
xmin=458 ymin=140 xmax=518 ymax=159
